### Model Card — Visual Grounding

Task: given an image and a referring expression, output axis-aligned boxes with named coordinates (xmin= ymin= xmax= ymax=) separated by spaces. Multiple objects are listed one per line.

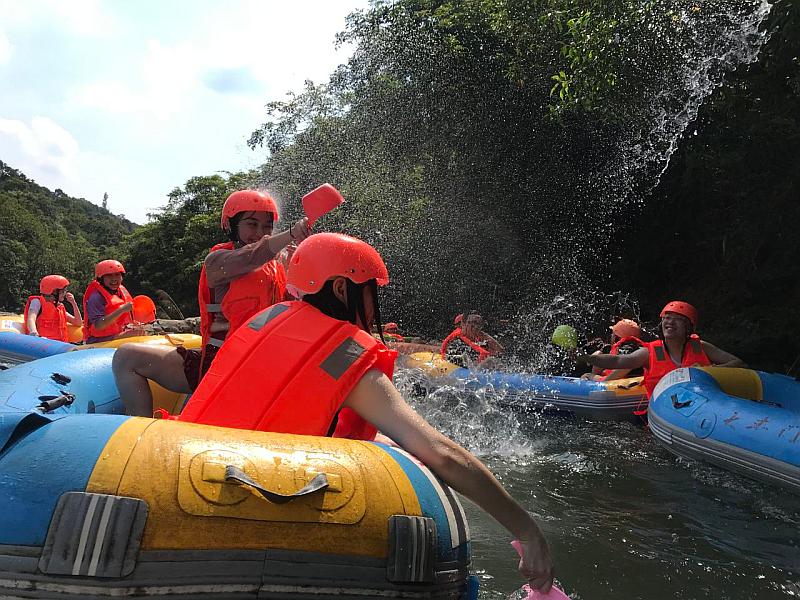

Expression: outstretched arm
xmin=581 ymin=347 xmax=649 ymax=370
xmin=205 ymin=219 xmax=311 ymax=288
xmin=343 ymin=370 xmax=554 ymax=592
xmin=702 ymin=341 xmax=746 ymax=367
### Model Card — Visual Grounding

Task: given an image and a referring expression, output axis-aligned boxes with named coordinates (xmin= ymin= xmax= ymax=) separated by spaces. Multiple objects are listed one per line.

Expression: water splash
xmin=395 ymin=367 xmax=538 ymax=457
xmin=607 ymin=0 xmax=773 ymax=209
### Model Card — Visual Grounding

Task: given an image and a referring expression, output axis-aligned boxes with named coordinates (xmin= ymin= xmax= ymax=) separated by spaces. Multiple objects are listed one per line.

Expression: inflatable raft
xmin=402 ymin=352 xmax=646 ymax=421
xmin=0 ymin=352 xmax=476 ymax=599
xmin=648 ymin=367 xmax=800 ymax=493
xmin=0 ymin=349 xmax=187 ymax=416
xmin=0 ymin=332 xmax=74 ymax=366
xmin=0 ymin=330 xmax=202 ymax=366
xmin=0 ymin=313 xmax=83 ymax=343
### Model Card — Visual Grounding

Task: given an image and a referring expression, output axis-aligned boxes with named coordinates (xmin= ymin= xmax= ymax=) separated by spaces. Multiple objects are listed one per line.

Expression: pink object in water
xmin=511 ymin=540 xmax=570 ymax=600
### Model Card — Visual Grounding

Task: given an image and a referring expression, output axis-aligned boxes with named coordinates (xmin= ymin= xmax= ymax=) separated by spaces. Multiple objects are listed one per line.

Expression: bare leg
xmin=112 ymin=344 xmax=191 ymax=416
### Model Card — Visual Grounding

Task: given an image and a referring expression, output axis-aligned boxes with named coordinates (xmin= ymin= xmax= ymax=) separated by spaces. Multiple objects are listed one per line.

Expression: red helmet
xmin=610 ymin=318 xmax=641 ymax=339
xmin=95 ymin=259 xmax=126 ymax=278
xmin=384 ymin=322 xmax=399 ymax=332
xmin=221 ymin=190 xmax=279 ymax=230
xmin=40 ymin=275 xmax=70 ymax=295
xmin=660 ymin=301 xmax=698 ymax=329
xmin=286 ymin=232 xmax=389 ymax=297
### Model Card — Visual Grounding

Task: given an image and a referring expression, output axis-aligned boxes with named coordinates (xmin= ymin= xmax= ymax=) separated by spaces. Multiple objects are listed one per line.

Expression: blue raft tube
xmin=648 ymin=366 xmax=800 ymax=493
xmin=0 ymin=330 xmax=74 ymax=366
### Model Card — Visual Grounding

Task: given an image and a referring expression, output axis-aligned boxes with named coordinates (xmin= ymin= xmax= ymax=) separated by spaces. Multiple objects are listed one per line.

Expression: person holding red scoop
xmin=115 ymin=187 xmax=318 ymax=417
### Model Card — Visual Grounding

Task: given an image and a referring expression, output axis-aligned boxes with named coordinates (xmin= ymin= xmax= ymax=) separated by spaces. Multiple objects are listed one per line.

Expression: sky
xmin=0 ymin=0 xmax=369 ymax=223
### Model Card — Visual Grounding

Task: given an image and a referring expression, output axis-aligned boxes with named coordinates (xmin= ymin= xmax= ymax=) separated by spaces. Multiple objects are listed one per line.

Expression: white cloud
xmin=0 ymin=0 xmax=115 ymax=37
xmin=70 ymin=2 xmax=366 ymax=122
xmin=69 ymin=40 xmax=198 ymax=121
xmin=0 ymin=30 xmax=12 ymax=65
xmin=2 ymin=1 xmax=369 ymax=223
xmin=0 ymin=116 xmax=80 ymax=186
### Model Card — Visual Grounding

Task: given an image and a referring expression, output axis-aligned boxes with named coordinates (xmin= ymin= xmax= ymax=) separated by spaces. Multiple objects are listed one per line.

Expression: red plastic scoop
xmin=132 ymin=295 xmax=157 ymax=324
xmin=302 ymin=183 xmax=344 ymax=227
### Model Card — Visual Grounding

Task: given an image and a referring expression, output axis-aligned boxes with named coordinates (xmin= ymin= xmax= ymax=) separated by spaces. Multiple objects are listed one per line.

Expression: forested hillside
xmin=0 ymin=160 xmax=135 ymax=310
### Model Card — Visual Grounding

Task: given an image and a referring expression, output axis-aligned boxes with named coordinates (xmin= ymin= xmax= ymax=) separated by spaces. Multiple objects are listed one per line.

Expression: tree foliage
xmin=0 ymin=161 xmax=134 ymax=311
xmin=244 ymin=0 xmax=773 ymax=345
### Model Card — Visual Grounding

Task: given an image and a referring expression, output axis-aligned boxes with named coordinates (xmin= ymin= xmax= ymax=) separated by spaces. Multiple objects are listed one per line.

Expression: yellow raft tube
xmin=0 ymin=409 xmax=474 ymax=598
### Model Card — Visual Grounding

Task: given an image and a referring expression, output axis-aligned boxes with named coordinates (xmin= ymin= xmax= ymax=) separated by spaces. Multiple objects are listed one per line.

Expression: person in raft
xmin=378 ymin=322 xmax=404 ymax=341
xmin=23 ymin=275 xmax=83 ymax=342
xmin=82 ymin=260 xmax=142 ymax=343
xmin=114 ymin=189 xmax=311 ymax=416
xmin=580 ymin=318 xmax=645 ymax=381
xmin=440 ymin=310 xmax=504 ymax=368
xmin=177 ymin=232 xmax=554 ymax=591
xmin=580 ymin=301 xmax=745 ymax=399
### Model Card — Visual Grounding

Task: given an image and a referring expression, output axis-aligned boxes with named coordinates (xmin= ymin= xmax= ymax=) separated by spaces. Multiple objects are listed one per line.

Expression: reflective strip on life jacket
xmin=179 ymin=301 xmax=396 ymax=441
xmin=82 ymin=280 xmax=133 ymax=341
xmin=23 ymin=295 xmax=68 ymax=342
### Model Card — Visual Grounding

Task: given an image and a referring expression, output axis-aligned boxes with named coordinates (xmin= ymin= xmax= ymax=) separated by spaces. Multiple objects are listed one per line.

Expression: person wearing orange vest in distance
xmin=440 ymin=311 xmax=504 ymax=368
xmin=113 ymin=189 xmax=311 ymax=417
xmin=178 ymin=232 xmax=555 ymax=592
xmin=381 ymin=322 xmax=404 ymax=341
xmin=82 ymin=260 xmax=140 ymax=343
xmin=580 ymin=301 xmax=745 ymax=400
xmin=23 ymin=275 xmax=83 ymax=342
xmin=580 ymin=318 xmax=645 ymax=381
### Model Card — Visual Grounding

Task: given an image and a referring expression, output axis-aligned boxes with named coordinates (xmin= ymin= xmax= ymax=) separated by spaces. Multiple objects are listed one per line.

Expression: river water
xmin=398 ymin=372 xmax=800 ymax=600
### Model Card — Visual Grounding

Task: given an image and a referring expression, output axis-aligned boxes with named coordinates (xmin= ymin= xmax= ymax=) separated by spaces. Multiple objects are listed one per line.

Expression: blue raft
xmin=0 ymin=348 xmax=123 ymax=415
xmin=0 ymin=331 xmax=74 ymax=366
xmin=465 ymin=369 xmax=646 ymax=421
xmin=401 ymin=352 xmax=647 ymax=421
xmin=648 ymin=367 xmax=800 ymax=493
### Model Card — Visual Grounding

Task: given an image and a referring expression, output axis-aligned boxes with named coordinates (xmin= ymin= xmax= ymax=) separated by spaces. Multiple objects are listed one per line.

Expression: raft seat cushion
xmin=700 ymin=367 xmax=763 ymax=402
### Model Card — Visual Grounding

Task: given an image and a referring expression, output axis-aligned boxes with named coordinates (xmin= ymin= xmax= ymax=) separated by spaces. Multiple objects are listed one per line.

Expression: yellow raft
xmin=0 ymin=409 xmax=474 ymax=598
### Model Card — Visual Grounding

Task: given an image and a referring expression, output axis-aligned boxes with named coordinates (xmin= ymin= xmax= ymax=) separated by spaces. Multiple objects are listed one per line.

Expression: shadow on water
xmin=398 ymin=369 xmax=800 ymax=600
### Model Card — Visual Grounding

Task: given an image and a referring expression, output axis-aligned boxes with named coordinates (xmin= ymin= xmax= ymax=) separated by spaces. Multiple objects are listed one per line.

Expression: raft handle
xmin=50 ymin=372 xmax=72 ymax=385
xmin=36 ymin=392 xmax=75 ymax=412
xmin=223 ymin=465 xmax=329 ymax=505
xmin=617 ymin=381 xmax=641 ymax=390
xmin=671 ymin=394 xmax=692 ymax=409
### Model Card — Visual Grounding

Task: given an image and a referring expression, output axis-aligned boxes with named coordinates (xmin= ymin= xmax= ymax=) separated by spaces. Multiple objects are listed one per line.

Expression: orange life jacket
xmin=23 ymin=295 xmax=68 ymax=342
xmin=197 ymin=242 xmax=287 ymax=351
xmin=179 ymin=301 xmax=397 ymax=440
xmin=440 ymin=328 xmax=493 ymax=364
xmin=643 ymin=335 xmax=711 ymax=398
xmin=599 ymin=335 xmax=645 ymax=379
xmin=82 ymin=280 xmax=133 ymax=341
